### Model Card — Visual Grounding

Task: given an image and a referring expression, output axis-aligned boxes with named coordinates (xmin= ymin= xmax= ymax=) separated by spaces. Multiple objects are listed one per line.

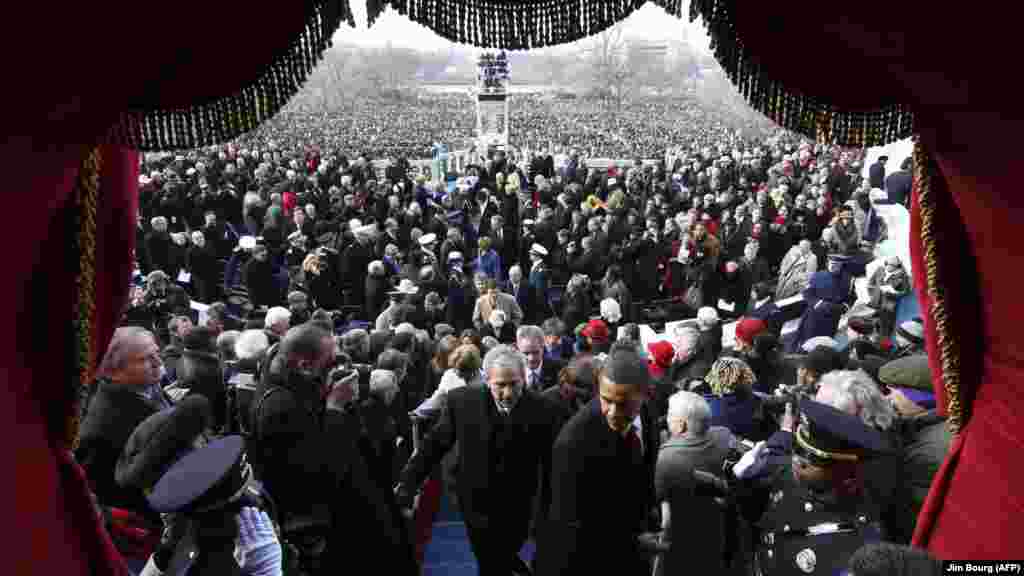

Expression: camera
xmin=757 ymin=386 xmax=806 ymax=421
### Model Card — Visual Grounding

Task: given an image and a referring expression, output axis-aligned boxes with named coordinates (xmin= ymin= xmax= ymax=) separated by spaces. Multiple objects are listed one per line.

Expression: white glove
xmin=138 ymin=555 xmax=165 ymax=576
xmin=732 ymin=440 xmax=767 ymax=479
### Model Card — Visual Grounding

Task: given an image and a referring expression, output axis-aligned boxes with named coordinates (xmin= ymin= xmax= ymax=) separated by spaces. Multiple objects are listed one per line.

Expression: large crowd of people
xmin=232 ymin=94 xmax=771 ymax=161
xmin=77 ymin=106 xmax=943 ymax=576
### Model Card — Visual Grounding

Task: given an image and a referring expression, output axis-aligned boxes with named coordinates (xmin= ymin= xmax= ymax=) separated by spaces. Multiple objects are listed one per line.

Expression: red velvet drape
xmin=721 ymin=5 xmax=1024 ymax=559
xmin=5 ymin=2 xmax=1024 ymax=571
xmin=2 ymin=2 xmax=324 ymax=571
xmin=4 ymin=142 xmax=137 ymax=575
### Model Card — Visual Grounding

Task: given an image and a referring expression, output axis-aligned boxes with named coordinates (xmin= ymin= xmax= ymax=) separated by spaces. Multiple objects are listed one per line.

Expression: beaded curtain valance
xmin=107 ymin=0 xmax=354 ymax=152
xmin=107 ymin=0 xmax=913 ymax=151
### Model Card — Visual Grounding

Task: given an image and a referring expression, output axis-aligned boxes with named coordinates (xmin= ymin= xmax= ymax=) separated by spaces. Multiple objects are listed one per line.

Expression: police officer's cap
xmin=795 ymin=398 xmax=893 ymax=466
xmin=146 ymin=436 xmax=251 ymax=514
xmin=116 ymin=396 xmax=212 ymax=493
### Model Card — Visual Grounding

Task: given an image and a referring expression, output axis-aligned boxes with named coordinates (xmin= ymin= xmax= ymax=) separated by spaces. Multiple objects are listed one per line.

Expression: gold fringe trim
xmin=380 ymin=0 xmax=649 ymax=49
xmin=914 ymin=136 xmax=963 ymax=434
xmin=688 ymin=0 xmax=913 ymax=147
xmin=106 ymin=0 xmax=353 ymax=150
xmin=68 ymin=147 xmax=101 ymax=451
xmin=102 ymin=0 xmax=911 ymax=150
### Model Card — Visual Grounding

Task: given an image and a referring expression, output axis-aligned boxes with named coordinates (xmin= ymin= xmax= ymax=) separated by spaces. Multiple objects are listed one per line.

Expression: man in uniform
xmin=526 ymin=243 xmax=550 ymax=324
xmin=747 ymin=398 xmax=894 ymax=576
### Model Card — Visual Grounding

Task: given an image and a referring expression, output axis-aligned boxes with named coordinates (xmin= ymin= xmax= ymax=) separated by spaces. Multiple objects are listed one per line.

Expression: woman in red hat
xmin=580 ymin=319 xmax=610 ymax=355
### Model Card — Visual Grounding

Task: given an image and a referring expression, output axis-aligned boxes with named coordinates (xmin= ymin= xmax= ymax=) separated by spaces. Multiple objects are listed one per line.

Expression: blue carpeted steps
xmin=422 ymin=490 xmax=536 ymax=576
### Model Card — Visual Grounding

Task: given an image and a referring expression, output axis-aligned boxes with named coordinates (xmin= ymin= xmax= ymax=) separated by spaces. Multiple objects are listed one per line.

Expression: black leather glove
xmin=636 ymin=531 xmax=670 ymax=555
xmin=153 ymin=513 xmax=189 ymax=572
xmin=393 ymin=483 xmax=415 ymax=513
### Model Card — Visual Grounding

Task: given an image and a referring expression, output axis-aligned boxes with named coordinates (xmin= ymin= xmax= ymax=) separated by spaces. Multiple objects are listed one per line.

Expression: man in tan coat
xmin=472 ymin=278 xmax=524 ymax=332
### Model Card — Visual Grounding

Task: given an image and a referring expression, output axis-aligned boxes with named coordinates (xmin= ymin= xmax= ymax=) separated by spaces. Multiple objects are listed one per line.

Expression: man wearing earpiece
xmin=248 ymin=324 xmax=417 ymax=575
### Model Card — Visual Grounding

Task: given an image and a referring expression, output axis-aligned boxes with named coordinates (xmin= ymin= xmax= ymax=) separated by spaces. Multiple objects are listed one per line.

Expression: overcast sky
xmin=336 ymin=3 xmax=711 ymax=54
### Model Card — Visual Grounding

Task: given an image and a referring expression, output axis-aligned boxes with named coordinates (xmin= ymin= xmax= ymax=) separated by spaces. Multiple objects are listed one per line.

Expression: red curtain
xmin=5 ymin=2 xmax=1024 ymax=571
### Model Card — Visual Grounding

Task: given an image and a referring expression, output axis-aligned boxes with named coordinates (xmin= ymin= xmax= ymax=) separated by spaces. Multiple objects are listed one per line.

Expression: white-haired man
xmin=77 ymin=327 xmax=168 ymax=522
xmin=695 ymin=306 xmax=722 ymax=365
xmin=264 ymin=306 xmax=291 ymax=342
xmin=507 ymin=265 xmax=528 ymax=311
xmin=655 ymin=391 xmax=738 ymax=570
xmin=397 ymin=345 xmax=563 ymax=576
xmin=224 ymin=329 xmax=271 ymax=435
xmin=672 ymin=324 xmax=709 ymax=385
xmin=777 ymin=239 xmax=818 ymax=300
xmin=657 ymin=392 xmax=736 ymax=494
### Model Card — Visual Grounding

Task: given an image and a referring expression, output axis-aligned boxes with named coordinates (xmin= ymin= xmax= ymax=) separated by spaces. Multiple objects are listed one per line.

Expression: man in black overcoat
xmin=249 ymin=324 xmax=417 ymax=575
xmin=535 ymin=340 xmax=660 ymax=576
xmin=77 ymin=327 xmax=168 ymax=523
xmin=396 ymin=345 xmax=564 ymax=576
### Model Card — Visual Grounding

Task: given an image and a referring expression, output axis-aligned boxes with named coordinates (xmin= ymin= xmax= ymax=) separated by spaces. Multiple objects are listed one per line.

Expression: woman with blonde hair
xmin=475 ymin=236 xmax=502 ymax=283
xmin=413 ymin=343 xmax=482 ymax=420
xmin=698 ymin=356 xmax=760 ymax=439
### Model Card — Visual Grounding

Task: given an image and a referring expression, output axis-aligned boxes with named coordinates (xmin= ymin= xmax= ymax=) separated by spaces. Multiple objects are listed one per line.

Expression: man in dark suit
xmin=884 ymin=157 xmax=913 ymax=207
xmin=77 ymin=327 xmax=168 ymax=522
xmin=396 ymin=345 xmax=563 ymax=576
xmin=491 ymin=215 xmax=517 ymax=272
xmin=516 ymin=324 xmax=564 ymax=394
xmin=535 ymin=341 xmax=660 ymax=576
xmin=869 ymin=155 xmax=888 ymax=189
xmin=508 ymin=264 xmax=529 ymax=311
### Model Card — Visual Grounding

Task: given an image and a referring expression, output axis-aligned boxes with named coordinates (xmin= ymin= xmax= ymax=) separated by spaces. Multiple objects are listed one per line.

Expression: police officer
xmin=115 ymin=396 xmax=282 ymax=576
xmin=142 ymin=436 xmax=282 ymax=576
xmin=750 ymin=398 xmax=893 ymax=576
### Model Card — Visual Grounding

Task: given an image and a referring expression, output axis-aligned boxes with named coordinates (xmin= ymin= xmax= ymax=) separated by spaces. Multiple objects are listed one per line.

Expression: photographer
xmin=303 ymin=246 xmax=341 ymax=311
xmin=560 ymin=274 xmax=593 ymax=333
xmin=679 ymin=236 xmax=719 ymax=312
xmin=445 ymin=259 xmax=476 ymax=332
xmin=142 ymin=270 xmax=192 ymax=346
xmin=248 ymin=323 xmax=417 ymax=575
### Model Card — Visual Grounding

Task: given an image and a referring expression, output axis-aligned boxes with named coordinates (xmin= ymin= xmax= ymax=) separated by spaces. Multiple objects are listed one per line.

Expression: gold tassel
xmin=68 ymin=147 xmax=101 ymax=451
xmin=914 ymin=136 xmax=963 ymax=434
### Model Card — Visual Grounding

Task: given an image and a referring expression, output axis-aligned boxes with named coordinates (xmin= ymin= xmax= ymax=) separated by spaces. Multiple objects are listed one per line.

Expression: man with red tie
xmin=535 ymin=340 xmax=659 ymax=576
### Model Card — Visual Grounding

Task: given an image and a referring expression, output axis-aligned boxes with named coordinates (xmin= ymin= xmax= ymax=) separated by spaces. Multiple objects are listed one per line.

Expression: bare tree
xmin=580 ymin=26 xmax=633 ymax=109
xmin=296 ymin=46 xmax=360 ymax=110
xmin=625 ymin=41 xmax=670 ymax=95
xmin=378 ymin=42 xmax=421 ymax=93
